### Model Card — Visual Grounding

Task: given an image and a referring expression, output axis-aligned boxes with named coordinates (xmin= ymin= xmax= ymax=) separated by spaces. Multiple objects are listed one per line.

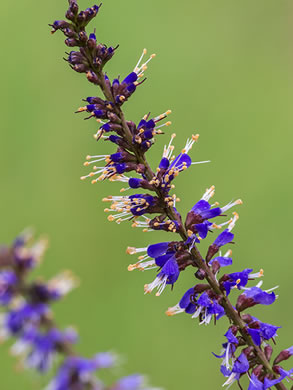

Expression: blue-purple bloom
xmin=0 ymin=271 xmax=17 ymax=305
xmin=236 ymin=284 xmax=277 ymax=312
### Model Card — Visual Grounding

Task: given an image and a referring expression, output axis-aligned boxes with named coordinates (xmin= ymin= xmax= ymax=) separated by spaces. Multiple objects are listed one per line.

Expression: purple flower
xmin=220 ymin=268 xmax=263 ymax=296
xmin=46 ymin=354 xmax=116 ymax=390
xmin=166 ymin=287 xmax=197 ymax=316
xmin=0 ymin=271 xmax=17 ymax=305
xmin=144 ymin=256 xmax=179 ymax=296
xmin=191 ymin=291 xmax=225 ymax=325
xmin=185 ymin=186 xmax=242 ymax=238
xmin=12 ymin=328 xmax=78 ymax=373
xmin=236 ymin=285 xmax=277 ymax=312
xmin=1 ymin=303 xmax=49 ymax=337
xmin=206 ymin=213 xmax=238 ymax=261
xmin=208 ymin=250 xmax=233 ymax=269
xmin=113 ymin=375 xmax=145 ymax=390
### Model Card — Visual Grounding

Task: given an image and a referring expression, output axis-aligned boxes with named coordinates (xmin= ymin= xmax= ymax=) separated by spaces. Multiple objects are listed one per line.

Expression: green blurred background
xmin=0 ymin=0 xmax=292 ymax=388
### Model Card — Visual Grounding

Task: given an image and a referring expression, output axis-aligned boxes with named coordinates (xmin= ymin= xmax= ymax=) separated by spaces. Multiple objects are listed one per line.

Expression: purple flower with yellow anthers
xmin=0 ymin=271 xmax=17 ymax=305
xmin=219 ymin=268 xmax=264 ymax=296
xmin=185 ymin=186 xmax=242 ymax=238
xmin=151 ymin=134 xmax=207 ymax=192
xmin=166 ymin=284 xmax=210 ymax=316
xmin=167 ymin=288 xmax=225 ymax=324
xmin=236 ymin=282 xmax=277 ymax=312
xmin=206 ymin=212 xmax=239 ymax=261
xmin=102 ymin=194 xmax=162 ymax=224
xmin=127 ymin=241 xmax=177 ymax=272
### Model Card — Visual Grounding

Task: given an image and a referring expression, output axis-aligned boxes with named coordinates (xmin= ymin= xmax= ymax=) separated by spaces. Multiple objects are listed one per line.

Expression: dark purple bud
xmin=77 ymin=11 xmax=86 ymax=24
xmin=79 ymin=31 xmax=88 ymax=42
xmin=264 ymin=345 xmax=273 ymax=361
xmin=63 ymin=27 xmax=76 ymax=38
xmin=242 ymin=313 xmax=253 ymax=324
xmin=65 ymin=10 xmax=75 ymax=21
xmin=194 ymin=269 xmax=206 ymax=280
xmin=65 ymin=38 xmax=78 ymax=47
xmin=52 ymin=20 xmax=70 ymax=30
xmin=72 ymin=64 xmax=88 ymax=73
xmin=274 ymin=347 xmax=293 ymax=364
xmin=86 ymin=71 xmax=99 ymax=85
xmin=107 ymin=113 xmax=120 ymax=123
xmin=68 ymin=0 xmax=79 ymax=15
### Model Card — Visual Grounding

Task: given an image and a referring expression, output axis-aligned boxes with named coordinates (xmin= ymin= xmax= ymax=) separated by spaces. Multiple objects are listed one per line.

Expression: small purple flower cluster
xmin=49 ymin=1 xmax=292 ymax=389
xmin=0 ymin=230 xmax=158 ymax=390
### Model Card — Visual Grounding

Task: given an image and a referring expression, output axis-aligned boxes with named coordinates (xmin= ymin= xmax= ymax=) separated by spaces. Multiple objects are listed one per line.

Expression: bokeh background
xmin=0 ymin=0 xmax=292 ymax=389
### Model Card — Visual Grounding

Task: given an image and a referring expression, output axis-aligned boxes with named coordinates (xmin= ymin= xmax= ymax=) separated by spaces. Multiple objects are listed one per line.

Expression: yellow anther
xmin=192 ymin=134 xmax=200 ymax=142
xmin=165 ymin=309 xmax=174 ymax=316
xmin=166 ymin=121 xmax=172 ymax=126
xmin=128 ymin=264 xmax=135 ymax=271
xmin=143 ymin=229 xmax=148 ymax=233
xmin=151 ymin=53 xmax=156 ymax=58
xmin=236 ymin=278 xmax=241 ymax=284
xmin=80 ymin=176 xmax=86 ymax=181
xmin=233 ymin=212 xmax=239 ymax=219
xmin=126 ymin=247 xmax=136 ymax=254
xmin=107 ymin=215 xmax=115 ymax=222
xmin=104 ymin=208 xmax=110 ymax=212
xmin=259 ymin=269 xmax=264 ymax=276
xmin=91 ymin=179 xmax=98 ymax=184
xmin=166 ymin=110 xmax=172 ymax=115
xmin=77 ymin=106 xmax=87 ymax=112
xmin=236 ymin=199 xmax=243 ymax=205
xmin=83 ymin=162 xmax=90 ymax=166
